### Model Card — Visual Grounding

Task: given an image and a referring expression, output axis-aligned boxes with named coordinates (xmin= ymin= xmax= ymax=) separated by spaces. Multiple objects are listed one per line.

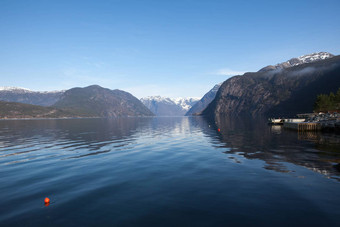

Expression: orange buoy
xmin=218 ymin=128 xmax=221 ymax=132
xmin=44 ymin=197 xmax=50 ymax=204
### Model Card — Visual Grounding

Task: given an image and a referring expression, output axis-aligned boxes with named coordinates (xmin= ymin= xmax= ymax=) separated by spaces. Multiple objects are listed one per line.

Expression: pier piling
xmin=283 ymin=122 xmax=321 ymax=131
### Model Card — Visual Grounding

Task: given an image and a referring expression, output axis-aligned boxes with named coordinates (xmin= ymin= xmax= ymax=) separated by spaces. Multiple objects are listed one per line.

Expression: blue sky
xmin=1 ymin=0 xmax=339 ymax=98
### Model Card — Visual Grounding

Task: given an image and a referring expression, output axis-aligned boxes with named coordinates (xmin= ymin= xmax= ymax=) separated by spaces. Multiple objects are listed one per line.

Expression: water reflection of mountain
xmin=0 ymin=117 xmax=202 ymax=163
xmin=195 ymin=115 xmax=340 ymax=181
xmin=0 ymin=118 xmax=152 ymax=161
xmin=2 ymin=116 xmax=340 ymax=179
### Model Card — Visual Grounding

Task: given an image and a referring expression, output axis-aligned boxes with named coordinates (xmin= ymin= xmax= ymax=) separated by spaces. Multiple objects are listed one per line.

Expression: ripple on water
xmin=1 ymin=117 xmax=340 ymax=226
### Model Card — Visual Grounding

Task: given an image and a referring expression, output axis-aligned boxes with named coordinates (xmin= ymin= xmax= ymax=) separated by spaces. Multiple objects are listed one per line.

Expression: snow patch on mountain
xmin=141 ymin=96 xmax=200 ymax=110
xmin=141 ymin=96 xmax=173 ymax=104
xmin=173 ymin=97 xmax=201 ymax=111
xmin=0 ymin=86 xmax=64 ymax=94
xmin=259 ymin=52 xmax=334 ymax=72
xmin=297 ymin=52 xmax=333 ymax=63
xmin=0 ymin=86 xmax=33 ymax=93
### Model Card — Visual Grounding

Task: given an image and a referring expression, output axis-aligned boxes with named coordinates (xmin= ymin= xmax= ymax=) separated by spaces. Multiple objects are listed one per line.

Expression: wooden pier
xmin=283 ymin=122 xmax=321 ymax=131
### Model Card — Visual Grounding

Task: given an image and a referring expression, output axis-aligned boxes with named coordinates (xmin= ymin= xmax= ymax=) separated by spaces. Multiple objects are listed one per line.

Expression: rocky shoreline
xmin=308 ymin=113 xmax=340 ymax=132
xmin=282 ymin=113 xmax=340 ymax=132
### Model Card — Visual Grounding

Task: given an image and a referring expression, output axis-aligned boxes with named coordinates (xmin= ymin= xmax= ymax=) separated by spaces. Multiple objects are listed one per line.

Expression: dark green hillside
xmin=53 ymin=85 xmax=154 ymax=117
xmin=0 ymin=101 xmax=75 ymax=119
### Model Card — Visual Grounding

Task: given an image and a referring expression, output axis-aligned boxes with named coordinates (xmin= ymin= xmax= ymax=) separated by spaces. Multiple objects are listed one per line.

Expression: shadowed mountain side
xmin=202 ymin=55 xmax=340 ymax=117
xmin=53 ymin=85 xmax=154 ymax=117
xmin=267 ymin=62 xmax=340 ymax=116
xmin=186 ymin=83 xmax=221 ymax=116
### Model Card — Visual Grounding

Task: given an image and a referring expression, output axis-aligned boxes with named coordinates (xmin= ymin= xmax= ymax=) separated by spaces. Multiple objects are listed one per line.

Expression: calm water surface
xmin=1 ymin=116 xmax=340 ymax=226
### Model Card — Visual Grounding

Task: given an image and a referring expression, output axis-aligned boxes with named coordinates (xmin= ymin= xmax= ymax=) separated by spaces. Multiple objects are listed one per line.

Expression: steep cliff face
xmin=185 ymin=83 xmax=221 ymax=116
xmin=203 ymin=55 xmax=340 ymax=117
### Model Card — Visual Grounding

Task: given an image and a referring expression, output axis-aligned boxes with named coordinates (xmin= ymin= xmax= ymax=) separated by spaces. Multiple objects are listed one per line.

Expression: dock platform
xmin=283 ymin=122 xmax=321 ymax=131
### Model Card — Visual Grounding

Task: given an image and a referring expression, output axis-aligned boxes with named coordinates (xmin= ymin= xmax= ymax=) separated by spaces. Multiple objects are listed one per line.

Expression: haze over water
xmin=1 ymin=117 xmax=340 ymax=226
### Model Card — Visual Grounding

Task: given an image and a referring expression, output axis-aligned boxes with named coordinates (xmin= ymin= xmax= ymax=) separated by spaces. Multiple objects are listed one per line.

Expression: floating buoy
xmin=44 ymin=197 xmax=50 ymax=204
xmin=218 ymin=128 xmax=221 ymax=132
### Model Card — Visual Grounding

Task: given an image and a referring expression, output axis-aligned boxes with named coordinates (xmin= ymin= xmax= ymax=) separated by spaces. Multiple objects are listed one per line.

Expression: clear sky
xmin=1 ymin=0 xmax=340 ymax=98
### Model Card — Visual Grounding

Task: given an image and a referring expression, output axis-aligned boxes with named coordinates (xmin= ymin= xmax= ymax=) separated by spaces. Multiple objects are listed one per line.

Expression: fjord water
xmin=1 ymin=117 xmax=340 ymax=226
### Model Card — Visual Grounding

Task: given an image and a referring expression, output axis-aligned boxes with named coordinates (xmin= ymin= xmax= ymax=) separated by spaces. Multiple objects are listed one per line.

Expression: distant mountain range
xmin=0 ymin=85 xmax=154 ymax=118
xmin=140 ymin=96 xmax=199 ymax=116
xmin=0 ymin=86 xmax=199 ymax=117
xmin=0 ymin=87 xmax=63 ymax=106
xmin=202 ymin=52 xmax=340 ymax=117
xmin=1 ymin=52 xmax=339 ymax=119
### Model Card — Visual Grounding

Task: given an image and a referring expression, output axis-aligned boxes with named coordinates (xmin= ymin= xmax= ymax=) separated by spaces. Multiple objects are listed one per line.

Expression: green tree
xmin=335 ymin=88 xmax=340 ymax=110
xmin=314 ymin=89 xmax=340 ymax=112
xmin=314 ymin=94 xmax=331 ymax=112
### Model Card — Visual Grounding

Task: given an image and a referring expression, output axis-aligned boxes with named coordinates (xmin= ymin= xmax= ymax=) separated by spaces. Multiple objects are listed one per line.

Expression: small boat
xmin=268 ymin=118 xmax=284 ymax=125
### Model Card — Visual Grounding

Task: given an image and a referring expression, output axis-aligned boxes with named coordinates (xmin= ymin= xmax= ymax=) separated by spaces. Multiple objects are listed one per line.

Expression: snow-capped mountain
xmin=0 ymin=86 xmax=34 ymax=93
xmin=186 ymin=83 xmax=222 ymax=116
xmin=141 ymin=96 xmax=200 ymax=116
xmin=297 ymin=52 xmax=333 ymax=63
xmin=0 ymin=86 xmax=63 ymax=94
xmin=259 ymin=52 xmax=334 ymax=72
xmin=0 ymin=86 xmax=64 ymax=106
xmin=203 ymin=54 xmax=340 ymax=117
xmin=173 ymin=97 xmax=201 ymax=111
